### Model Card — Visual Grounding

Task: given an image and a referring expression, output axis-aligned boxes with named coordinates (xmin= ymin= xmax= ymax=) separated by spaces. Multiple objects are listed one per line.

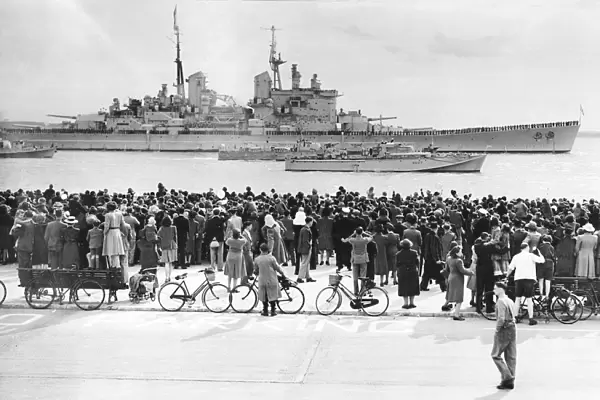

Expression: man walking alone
xmin=491 ymin=281 xmax=517 ymax=390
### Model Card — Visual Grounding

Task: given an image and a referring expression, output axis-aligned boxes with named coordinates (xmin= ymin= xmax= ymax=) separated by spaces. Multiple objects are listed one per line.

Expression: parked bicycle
xmin=0 ymin=278 xmax=6 ymax=306
xmin=571 ymin=278 xmax=600 ymax=320
xmin=315 ymin=271 xmax=389 ymax=317
xmin=23 ymin=268 xmax=106 ymax=311
xmin=230 ymin=275 xmax=305 ymax=314
xmin=157 ymin=269 xmax=230 ymax=312
xmin=480 ymin=280 xmax=583 ymax=324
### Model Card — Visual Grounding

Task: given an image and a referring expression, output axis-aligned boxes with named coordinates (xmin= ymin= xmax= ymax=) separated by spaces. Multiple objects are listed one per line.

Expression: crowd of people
xmin=1 ymin=183 xmax=599 ymax=319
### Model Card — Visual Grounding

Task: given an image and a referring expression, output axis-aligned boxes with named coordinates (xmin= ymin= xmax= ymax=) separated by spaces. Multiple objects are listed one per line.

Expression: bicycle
xmin=157 ymin=269 xmax=230 ymax=312
xmin=480 ymin=279 xmax=583 ymax=324
xmin=570 ymin=278 xmax=600 ymax=320
xmin=23 ymin=268 xmax=106 ymax=311
xmin=0 ymin=278 xmax=6 ymax=306
xmin=230 ymin=275 xmax=305 ymax=314
xmin=315 ymin=271 xmax=389 ymax=317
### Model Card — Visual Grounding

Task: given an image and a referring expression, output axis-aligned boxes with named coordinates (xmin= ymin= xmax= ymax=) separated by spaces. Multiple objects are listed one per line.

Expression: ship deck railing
xmin=3 ymin=120 xmax=578 ymax=137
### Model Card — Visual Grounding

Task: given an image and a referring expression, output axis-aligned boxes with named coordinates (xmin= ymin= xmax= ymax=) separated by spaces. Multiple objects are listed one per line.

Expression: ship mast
xmin=173 ymin=5 xmax=185 ymax=98
xmin=264 ymin=25 xmax=286 ymax=90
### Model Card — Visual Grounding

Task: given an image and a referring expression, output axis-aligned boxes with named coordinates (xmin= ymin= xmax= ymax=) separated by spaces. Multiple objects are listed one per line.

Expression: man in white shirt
xmin=507 ymin=242 xmax=545 ymax=326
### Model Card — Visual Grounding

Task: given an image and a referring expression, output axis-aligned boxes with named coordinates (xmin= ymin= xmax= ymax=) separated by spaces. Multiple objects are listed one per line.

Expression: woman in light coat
xmin=575 ymin=224 xmax=598 ymax=278
xmin=102 ymin=201 xmax=126 ymax=269
xmin=445 ymin=245 xmax=474 ymax=321
xmin=253 ymin=242 xmax=288 ymax=317
xmin=225 ymin=229 xmax=246 ymax=291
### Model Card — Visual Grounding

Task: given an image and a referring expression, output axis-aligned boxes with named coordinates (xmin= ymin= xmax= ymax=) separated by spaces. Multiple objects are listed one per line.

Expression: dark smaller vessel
xmin=0 ymin=139 xmax=57 ymax=158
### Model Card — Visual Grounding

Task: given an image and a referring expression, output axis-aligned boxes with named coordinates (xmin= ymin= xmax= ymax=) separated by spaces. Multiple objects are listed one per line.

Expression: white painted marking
xmin=368 ymin=320 xmax=416 ymax=333
xmin=0 ymin=326 xmax=16 ymax=334
xmin=0 ymin=314 xmax=43 ymax=326
xmin=314 ymin=319 xmax=362 ymax=332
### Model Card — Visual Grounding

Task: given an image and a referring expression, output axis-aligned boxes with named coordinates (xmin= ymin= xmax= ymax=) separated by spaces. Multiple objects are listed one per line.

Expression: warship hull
xmin=3 ymin=123 xmax=579 ymax=153
xmin=218 ymin=150 xmax=282 ymax=161
xmin=284 ymin=154 xmax=487 ymax=173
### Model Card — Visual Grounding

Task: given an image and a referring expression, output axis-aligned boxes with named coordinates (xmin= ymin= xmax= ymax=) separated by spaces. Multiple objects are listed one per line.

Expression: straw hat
xmin=583 ymin=223 xmax=595 ymax=233
xmin=64 ymin=216 xmax=77 ymax=225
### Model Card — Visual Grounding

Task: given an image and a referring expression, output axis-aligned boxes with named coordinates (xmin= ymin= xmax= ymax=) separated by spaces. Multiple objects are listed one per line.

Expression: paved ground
xmin=0 ymin=309 xmax=599 ymax=399
xmin=0 ymin=262 xmax=479 ymax=317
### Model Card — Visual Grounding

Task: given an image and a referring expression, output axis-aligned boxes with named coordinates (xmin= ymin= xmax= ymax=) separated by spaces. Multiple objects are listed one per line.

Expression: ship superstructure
xmin=0 ymin=6 xmax=581 ymax=153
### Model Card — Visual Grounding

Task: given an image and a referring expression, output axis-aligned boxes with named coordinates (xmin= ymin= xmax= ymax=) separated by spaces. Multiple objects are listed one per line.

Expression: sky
xmin=1 ymin=0 xmax=599 ymax=129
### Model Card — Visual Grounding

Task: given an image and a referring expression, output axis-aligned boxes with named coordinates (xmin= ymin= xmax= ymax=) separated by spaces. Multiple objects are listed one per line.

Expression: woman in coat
xmin=253 ymin=242 xmax=288 ymax=317
xmin=0 ymin=204 xmax=15 ymax=264
xmin=575 ymin=224 xmax=598 ymax=278
xmin=137 ymin=232 xmax=159 ymax=275
xmin=262 ymin=214 xmax=287 ymax=264
xmin=445 ymin=245 xmax=474 ymax=321
xmin=385 ymin=224 xmax=400 ymax=285
xmin=157 ymin=215 xmax=178 ymax=283
xmin=396 ymin=238 xmax=420 ymax=309
xmin=555 ymin=228 xmax=576 ymax=277
xmin=62 ymin=216 xmax=81 ymax=268
xmin=225 ymin=229 xmax=246 ymax=291
xmin=317 ymin=209 xmax=334 ymax=266
xmin=102 ymin=201 xmax=126 ymax=269
xmin=372 ymin=225 xmax=389 ymax=286
xmin=241 ymin=221 xmax=254 ymax=282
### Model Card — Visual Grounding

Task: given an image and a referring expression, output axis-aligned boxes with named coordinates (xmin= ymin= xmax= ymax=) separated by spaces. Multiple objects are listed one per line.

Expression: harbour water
xmin=1 ymin=135 xmax=599 ymax=200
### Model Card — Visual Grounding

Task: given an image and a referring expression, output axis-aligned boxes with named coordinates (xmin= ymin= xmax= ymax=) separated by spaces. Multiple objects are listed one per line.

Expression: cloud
xmin=337 ymin=24 xmax=376 ymax=40
xmin=429 ymin=32 xmax=510 ymax=58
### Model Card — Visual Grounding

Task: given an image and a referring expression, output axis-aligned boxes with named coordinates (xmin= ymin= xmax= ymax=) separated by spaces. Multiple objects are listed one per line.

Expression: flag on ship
xmin=580 ymin=104 xmax=585 ymax=116
xmin=173 ymin=5 xmax=179 ymax=32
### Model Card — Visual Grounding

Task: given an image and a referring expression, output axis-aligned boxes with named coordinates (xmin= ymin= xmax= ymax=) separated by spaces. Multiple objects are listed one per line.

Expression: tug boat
xmin=0 ymin=139 xmax=57 ymax=158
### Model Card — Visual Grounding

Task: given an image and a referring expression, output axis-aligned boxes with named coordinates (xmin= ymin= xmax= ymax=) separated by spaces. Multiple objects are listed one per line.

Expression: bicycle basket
xmin=206 ymin=270 xmax=216 ymax=282
xmin=329 ymin=275 xmax=342 ymax=285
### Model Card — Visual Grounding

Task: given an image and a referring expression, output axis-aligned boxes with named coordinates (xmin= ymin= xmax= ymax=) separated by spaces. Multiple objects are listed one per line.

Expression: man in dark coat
xmin=44 ymin=209 xmax=66 ymax=269
xmin=510 ymin=220 xmax=528 ymax=259
xmin=475 ymin=233 xmax=496 ymax=313
xmin=204 ymin=209 xmax=225 ymax=271
xmin=11 ymin=210 xmax=35 ymax=285
xmin=420 ymin=222 xmax=445 ymax=291
xmin=332 ymin=208 xmax=354 ymax=272
xmin=173 ymin=208 xmax=189 ymax=269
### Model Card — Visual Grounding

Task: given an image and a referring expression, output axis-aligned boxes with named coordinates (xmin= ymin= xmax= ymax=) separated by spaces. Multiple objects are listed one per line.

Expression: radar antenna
xmin=262 ymin=25 xmax=286 ymax=90
xmin=172 ymin=5 xmax=185 ymax=99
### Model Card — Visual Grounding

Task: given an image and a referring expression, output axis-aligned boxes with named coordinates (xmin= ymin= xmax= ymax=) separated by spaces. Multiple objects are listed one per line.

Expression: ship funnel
xmin=291 ymin=64 xmax=301 ymax=90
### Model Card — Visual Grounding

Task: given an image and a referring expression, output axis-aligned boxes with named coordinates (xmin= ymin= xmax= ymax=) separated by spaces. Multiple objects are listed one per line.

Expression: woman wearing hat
xmin=262 ymin=214 xmax=287 ymax=264
xmin=103 ymin=201 xmax=126 ymax=270
xmin=225 ymin=228 xmax=247 ymax=291
xmin=537 ymin=235 xmax=556 ymax=297
xmin=396 ymin=238 xmax=420 ymax=309
xmin=575 ymin=223 xmax=598 ymax=278
xmin=445 ymin=245 xmax=474 ymax=320
xmin=62 ymin=216 xmax=81 ymax=268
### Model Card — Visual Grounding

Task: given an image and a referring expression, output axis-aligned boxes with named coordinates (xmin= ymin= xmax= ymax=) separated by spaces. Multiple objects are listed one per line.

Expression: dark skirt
xmin=397 ymin=266 xmax=420 ymax=297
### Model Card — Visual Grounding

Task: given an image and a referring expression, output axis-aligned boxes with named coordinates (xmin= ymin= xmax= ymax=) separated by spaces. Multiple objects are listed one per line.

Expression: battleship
xmin=1 ymin=7 xmax=581 ymax=153
xmin=284 ymin=143 xmax=487 ymax=173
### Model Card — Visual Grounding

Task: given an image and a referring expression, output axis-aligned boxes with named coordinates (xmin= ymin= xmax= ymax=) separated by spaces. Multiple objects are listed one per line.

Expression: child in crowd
xmin=86 ymin=220 xmax=104 ymax=269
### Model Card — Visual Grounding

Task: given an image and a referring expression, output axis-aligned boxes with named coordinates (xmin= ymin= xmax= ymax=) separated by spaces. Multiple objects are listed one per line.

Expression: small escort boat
xmin=0 ymin=139 xmax=57 ymax=158
xmin=284 ymin=142 xmax=486 ymax=173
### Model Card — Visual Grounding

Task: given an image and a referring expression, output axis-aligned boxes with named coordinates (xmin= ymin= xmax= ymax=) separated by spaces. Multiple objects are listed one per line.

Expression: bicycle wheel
xmin=551 ymin=295 xmax=583 ymax=324
xmin=157 ymin=282 xmax=187 ymax=312
xmin=202 ymin=283 xmax=231 ymax=313
xmin=230 ymin=284 xmax=258 ymax=313
xmin=479 ymin=291 xmax=498 ymax=321
xmin=277 ymin=285 xmax=305 ymax=314
xmin=359 ymin=286 xmax=389 ymax=317
xmin=0 ymin=280 xmax=6 ymax=306
xmin=74 ymin=279 xmax=105 ymax=311
xmin=573 ymin=289 xmax=594 ymax=321
xmin=315 ymin=286 xmax=342 ymax=316
xmin=24 ymin=278 xmax=56 ymax=309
